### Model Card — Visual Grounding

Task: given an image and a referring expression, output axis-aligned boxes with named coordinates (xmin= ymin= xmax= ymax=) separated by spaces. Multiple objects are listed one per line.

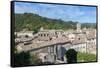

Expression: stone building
xmin=15 ymin=31 xmax=34 ymax=38
xmin=37 ymin=28 xmax=64 ymax=41
xmin=86 ymin=29 xmax=96 ymax=54
xmin=15 ymin=23 xmax=97 ymax=64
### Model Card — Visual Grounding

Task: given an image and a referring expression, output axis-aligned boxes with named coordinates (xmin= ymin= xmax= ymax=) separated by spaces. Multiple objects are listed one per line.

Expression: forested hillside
xmin=15 ymin=13 xmax=96 ymax=32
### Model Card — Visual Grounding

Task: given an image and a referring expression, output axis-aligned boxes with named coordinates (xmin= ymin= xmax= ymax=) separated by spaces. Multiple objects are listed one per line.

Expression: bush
xmin=30 ymin=53 xmax=42 ymax=65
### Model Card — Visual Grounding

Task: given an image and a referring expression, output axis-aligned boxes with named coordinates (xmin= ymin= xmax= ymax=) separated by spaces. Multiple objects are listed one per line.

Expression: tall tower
xmin=76 ymin=23 xmax=81 ymax=32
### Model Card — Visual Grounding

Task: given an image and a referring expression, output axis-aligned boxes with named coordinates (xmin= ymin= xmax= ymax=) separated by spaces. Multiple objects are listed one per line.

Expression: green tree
xmin=14 ymin=51 xmax=42 ymax=66
xmin=65 ymin=49 xmax=77 ymax=63
xmin=14 ymin=51 xmax=31 ymax=66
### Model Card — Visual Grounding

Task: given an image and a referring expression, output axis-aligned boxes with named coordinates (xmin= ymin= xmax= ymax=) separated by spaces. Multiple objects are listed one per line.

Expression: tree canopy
xmin=14 ymin=51 xmax=42 ymax=66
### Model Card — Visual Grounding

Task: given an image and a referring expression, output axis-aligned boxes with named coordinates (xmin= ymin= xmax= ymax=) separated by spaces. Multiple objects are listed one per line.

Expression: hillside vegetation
xmin=15 ymin=13 xmax=96 ymax=32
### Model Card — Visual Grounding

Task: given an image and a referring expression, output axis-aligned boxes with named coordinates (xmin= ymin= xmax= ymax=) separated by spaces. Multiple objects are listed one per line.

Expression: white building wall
xmin=71 ymin=43 xmax=87 ymax=53
xmin=17 ymin=32 xmax=33 ymax=37
xmin=86 ymin=38 xmax=96 ymax=54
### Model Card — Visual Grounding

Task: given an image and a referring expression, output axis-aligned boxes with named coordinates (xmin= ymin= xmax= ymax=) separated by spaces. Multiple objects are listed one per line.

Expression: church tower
xmin=76 ymin=23 xmax=81 ymax=32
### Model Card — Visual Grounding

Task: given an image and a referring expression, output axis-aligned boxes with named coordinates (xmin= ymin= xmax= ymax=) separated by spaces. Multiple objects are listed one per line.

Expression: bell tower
xmin=76 ymin=23 xmax=81 ymax=32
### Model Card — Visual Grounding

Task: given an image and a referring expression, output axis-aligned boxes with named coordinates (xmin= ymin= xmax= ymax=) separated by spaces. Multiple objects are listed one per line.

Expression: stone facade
xmin=15 ymin=23 xmax=97 ymax=64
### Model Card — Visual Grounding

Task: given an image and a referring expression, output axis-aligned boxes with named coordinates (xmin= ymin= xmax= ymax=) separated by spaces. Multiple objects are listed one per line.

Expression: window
xmin=47 ymin=34 xmax=49 ymax=36
xmin=25 ymin=35 xmax=29 ymax=38
xmin=44 ymin=34 xmax=46 ymax=36
xmin=41 ymin=34 xmax=42 ymax=36
xmin=78 ymin=38 xmax=80 ymax=40
xmin=44 ymin=56 xmax=47 ymax=60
